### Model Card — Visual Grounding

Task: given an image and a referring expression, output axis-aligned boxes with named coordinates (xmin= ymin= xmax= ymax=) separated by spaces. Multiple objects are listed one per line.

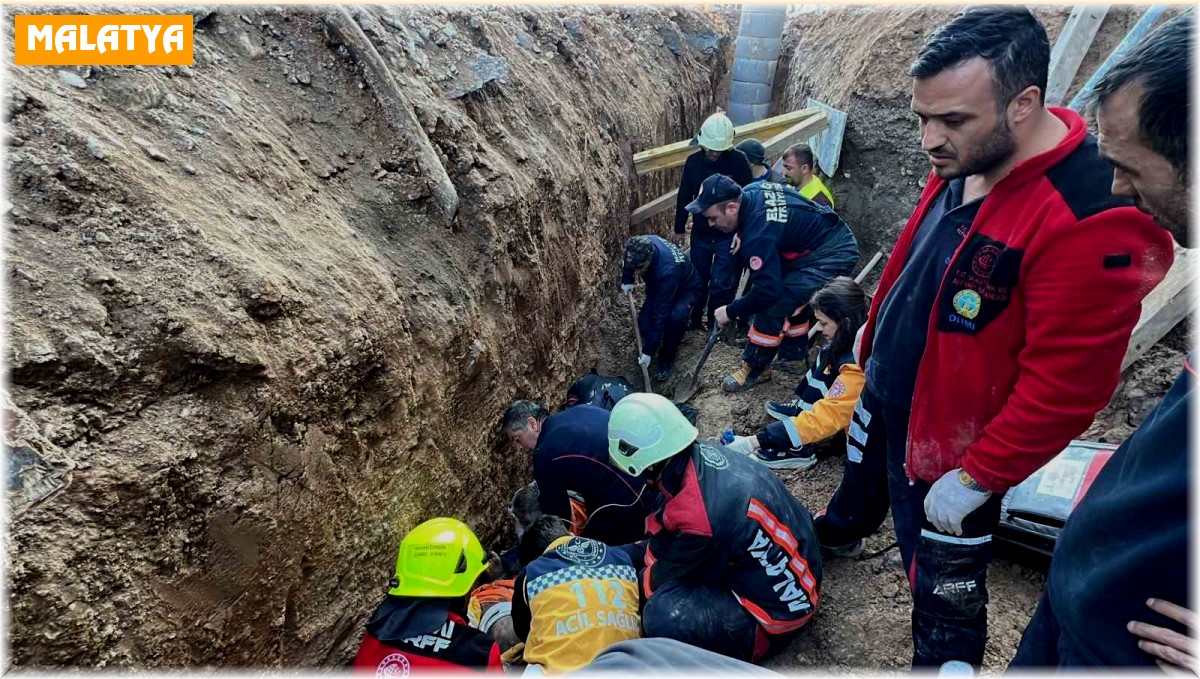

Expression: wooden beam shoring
xmin=630 ymin=189 xmax=679 ymax=226
xmin=1121 ymin=248 xmax=1196 ymax=371
xmin=1046 ymin=5 xmax=1110 ymax=106
xmin=633 ymin=108 xmax=821 ymax=176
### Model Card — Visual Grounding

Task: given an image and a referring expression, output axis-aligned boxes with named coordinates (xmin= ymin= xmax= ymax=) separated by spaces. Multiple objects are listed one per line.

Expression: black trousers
xmin=818 ymin=385 xmax=1004 ymax=667
xmin=641 ymin=581 xmax=794 ymax=663
xmin=689 ymin=236 xmax=738 ymax=328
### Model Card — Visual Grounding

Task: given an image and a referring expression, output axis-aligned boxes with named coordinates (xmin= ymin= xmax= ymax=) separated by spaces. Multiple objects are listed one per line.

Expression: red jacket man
xmin=811 ymin=7 xmax=1173 ymax=669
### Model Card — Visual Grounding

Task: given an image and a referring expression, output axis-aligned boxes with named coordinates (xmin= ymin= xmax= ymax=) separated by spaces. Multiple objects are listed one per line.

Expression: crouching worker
xmin=726 ymin=277 xmax=868 ymax=470
xmin=353 ymin=518 xmax=503 ymax=673
xmin=608 ymin=393 xmax=823 ymax=662
xmin=621 ymin=235 xmax=702 ymax=382
xmin=511 ymin=516 xmax=642 ymax=672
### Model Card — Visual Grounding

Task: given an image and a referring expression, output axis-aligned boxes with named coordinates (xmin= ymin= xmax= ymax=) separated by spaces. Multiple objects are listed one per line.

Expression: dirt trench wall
xmin=5 ymin=6 xmax=730 ymax=667
xmin=773 ymin=5 xmax=1153 ymax=266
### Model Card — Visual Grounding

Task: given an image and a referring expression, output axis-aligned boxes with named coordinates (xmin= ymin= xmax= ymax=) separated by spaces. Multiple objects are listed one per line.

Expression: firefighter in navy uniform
xmin=688 ymin=174 xmax=859 ymax=392
xmin=607 ymin=392 xmax=823 ymax=663
xmin=621 ymin=234 xmax=703 ymax=382
xmin=352 ymin=518 xmax=503 ymax=674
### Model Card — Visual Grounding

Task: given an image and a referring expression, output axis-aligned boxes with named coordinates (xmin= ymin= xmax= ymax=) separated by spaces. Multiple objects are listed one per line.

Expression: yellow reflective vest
xmin=798 ymin=175 xmax=835 ymax=208
xmin=522 ymin=536 xmax=641 ymax=672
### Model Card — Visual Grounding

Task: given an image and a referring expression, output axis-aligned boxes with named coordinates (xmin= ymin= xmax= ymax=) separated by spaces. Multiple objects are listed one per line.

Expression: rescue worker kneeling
xmin=608 ymin=393 xmax=823 ymax=662
xmin=353 ymin=518 xmax=503 ymax=673
xmin=510 ymin=516 xmax=642 ymax=673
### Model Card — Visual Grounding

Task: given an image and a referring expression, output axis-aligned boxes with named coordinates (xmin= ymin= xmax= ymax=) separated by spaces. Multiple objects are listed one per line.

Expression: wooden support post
xmin=631 ymin=189 xmax=679 ymax=226
xmin=633 ymin=108 xmax=821 ymax=176
xmin=1046 ymin=5 xmax=1110 ymax=107
xmin=1121 ymin=248 xmax=1196 ymax=371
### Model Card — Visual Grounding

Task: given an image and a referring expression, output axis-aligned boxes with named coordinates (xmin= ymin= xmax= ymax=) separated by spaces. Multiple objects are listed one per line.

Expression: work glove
xmin=725 ymin=435 xmax=759 ymax=456
xmin=924 ymin=468 xmax=992 ymax=536
xmin=638 ymin=353 xmax=652 ymax=367
xmin=620 ymin=283 xmax=635 ymax=294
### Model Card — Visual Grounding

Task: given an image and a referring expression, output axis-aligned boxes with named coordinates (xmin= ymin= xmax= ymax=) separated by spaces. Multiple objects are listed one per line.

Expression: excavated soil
xmin=5 ymin=5 xmax=733 ymax=668
xmin=6 ymin=3 xmax=1189 ymax=672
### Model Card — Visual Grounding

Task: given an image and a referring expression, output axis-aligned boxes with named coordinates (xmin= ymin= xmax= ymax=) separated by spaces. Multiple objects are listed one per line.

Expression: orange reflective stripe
xmin=734 ymin=593 xmax=814 ymax=635
xmin=748 ymin=326 xmax=782 ymax=347
xmin=783 ymin=324 xmax=809 ymax=338
xmin=643 ymin=546 xmax=657 ymax=599
xmin=569 ymin=498 xmax=588 ymax=535
xmin=746 ymin=499 xmax=820 ymax=595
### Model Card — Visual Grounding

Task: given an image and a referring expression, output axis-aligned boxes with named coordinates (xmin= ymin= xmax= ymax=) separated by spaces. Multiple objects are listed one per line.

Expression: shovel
xmin=673 ymin=326 xmax=721 ymax=402
xmin=626 ymin=290 xmax=653 ymax=392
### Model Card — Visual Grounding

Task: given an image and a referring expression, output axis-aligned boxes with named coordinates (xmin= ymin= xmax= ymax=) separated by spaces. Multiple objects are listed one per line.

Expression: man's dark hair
xmin=623 ymin=236 xmax=656 ymax=271
xmin=501 ymin=400 xmax=549 ymax=433
xmin=518 ymin=515 xmax=571 ymax=566
xmin=1092 ymin=13 xmax=1192 ymax=180
xmin=909 ymin=6 xmax=1050 ymax=109
xmin=783 ymin=144 xmax=815 ymax=170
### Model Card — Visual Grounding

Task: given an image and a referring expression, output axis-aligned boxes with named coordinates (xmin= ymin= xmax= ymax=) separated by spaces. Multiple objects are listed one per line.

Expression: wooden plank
xmin=1121 ymin=248 xmax=1196 ymax=371
xmin=630 ymin=114 xmax=829 ymax=225
xmin=807 ymin=251 xmax=885 ymax=339
xmin=633 ymin=108 xmax=820 ymax=176
xmin=630 ymin=188 xmax=679 ymax=226
xmin=761 ymin=112 xmax=830 ymax=157
xmin=1046 ymin=5 xmax=1110 ymax=106
xmin=1069 ymin=5 xmax=1168 ymax=112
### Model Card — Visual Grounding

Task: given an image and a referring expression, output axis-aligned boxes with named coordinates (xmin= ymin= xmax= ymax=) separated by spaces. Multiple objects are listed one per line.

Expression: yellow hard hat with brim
xmin=390 ymin=517 xmax=488 ymax=598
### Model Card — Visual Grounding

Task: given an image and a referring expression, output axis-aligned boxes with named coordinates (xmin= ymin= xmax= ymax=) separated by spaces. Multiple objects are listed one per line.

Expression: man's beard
xmin=941 ymin=116 xmax=1017 ymax=179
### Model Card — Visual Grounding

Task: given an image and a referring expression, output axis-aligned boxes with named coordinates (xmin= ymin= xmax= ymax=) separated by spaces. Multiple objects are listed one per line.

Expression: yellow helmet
xmin=390 ymin=518 xmax=488 ymax=598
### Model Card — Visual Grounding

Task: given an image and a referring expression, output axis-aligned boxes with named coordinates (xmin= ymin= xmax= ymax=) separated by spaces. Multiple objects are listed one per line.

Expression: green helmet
xmin=608 ymin=393 xmax=698 ymax=477
xmin=694 ymin=112 xmax=735 ymax=152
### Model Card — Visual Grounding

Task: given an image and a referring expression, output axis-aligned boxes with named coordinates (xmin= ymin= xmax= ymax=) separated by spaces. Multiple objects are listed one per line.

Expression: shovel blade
xmin=673 ymin=374 xmax=700 ymax=402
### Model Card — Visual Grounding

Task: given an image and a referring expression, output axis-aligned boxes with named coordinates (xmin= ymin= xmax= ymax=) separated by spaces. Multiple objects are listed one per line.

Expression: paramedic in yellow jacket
xmin=781 ymin=144 xmax=835 ymax=208
xmin=510 ymin=516 xmax=641 ymax=672
xmin=727 ymin=278 xmax=873 ymax=554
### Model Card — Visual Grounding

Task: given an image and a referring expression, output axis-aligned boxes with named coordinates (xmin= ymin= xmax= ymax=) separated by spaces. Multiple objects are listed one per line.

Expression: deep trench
xmin=8 ymin=4 xmax=1186 ymax=671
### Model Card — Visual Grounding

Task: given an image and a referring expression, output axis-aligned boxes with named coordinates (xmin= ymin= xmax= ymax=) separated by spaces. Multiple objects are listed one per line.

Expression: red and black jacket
xmin=859 ymin=107 xmax=1173 ymax=492
xmin=352 ymin=597 xmax=502 ymax=673
xmin=642 ymin=443 xmax=822 ymax=660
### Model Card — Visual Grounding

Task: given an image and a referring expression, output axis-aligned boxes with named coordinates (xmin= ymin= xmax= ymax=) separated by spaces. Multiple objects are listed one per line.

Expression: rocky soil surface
xmin=5 ymin=5 xmax=731 ymax=667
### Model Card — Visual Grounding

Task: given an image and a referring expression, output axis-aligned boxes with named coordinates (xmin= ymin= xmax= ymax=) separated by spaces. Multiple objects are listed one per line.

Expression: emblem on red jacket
xmin=972 ymin=245 xmax=1001 ymax=278
xmin=952 ymin=289 xmax=982 ymax=320
xmin=376 ymin=652 xmax=411 ymax=678
xmin=749 ymin=256 xmax=763 ymax=271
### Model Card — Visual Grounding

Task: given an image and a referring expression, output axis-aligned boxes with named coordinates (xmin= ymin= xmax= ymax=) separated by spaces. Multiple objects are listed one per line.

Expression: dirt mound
xmin=5 ymin=6 xmax=732 ymax=667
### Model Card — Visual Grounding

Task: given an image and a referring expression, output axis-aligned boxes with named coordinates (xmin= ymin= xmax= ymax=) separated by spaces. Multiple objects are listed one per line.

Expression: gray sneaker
xmin=820 ymin=537 xmax=866 ymax=559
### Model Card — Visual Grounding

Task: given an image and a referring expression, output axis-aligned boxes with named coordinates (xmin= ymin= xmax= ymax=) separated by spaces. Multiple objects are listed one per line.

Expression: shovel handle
xmin=626 ymin=290 xmax=653 ymax=391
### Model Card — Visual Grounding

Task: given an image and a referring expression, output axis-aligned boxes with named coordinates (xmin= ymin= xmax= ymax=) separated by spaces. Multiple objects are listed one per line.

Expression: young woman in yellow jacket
xmin=727 ymin=277 xmax=867 ymax=470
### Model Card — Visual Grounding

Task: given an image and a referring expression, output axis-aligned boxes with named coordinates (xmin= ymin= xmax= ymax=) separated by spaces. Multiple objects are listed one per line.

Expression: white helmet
xmin=608 ymin=393 xmax=699 ymax=477
xmin=694 ymin=112 xmax=735 ymax=152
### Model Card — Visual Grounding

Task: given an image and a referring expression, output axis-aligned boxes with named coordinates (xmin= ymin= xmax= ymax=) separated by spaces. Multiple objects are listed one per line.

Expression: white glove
xmin=637 ymin=353 xmax=651 ymax=367
xmin=726 ymin=435 xmax=759 ymax=456
xmin=621 ymin=283 xmax=635 ymax=293
xmin=924 ymin=468 xmax=992 ymax=536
